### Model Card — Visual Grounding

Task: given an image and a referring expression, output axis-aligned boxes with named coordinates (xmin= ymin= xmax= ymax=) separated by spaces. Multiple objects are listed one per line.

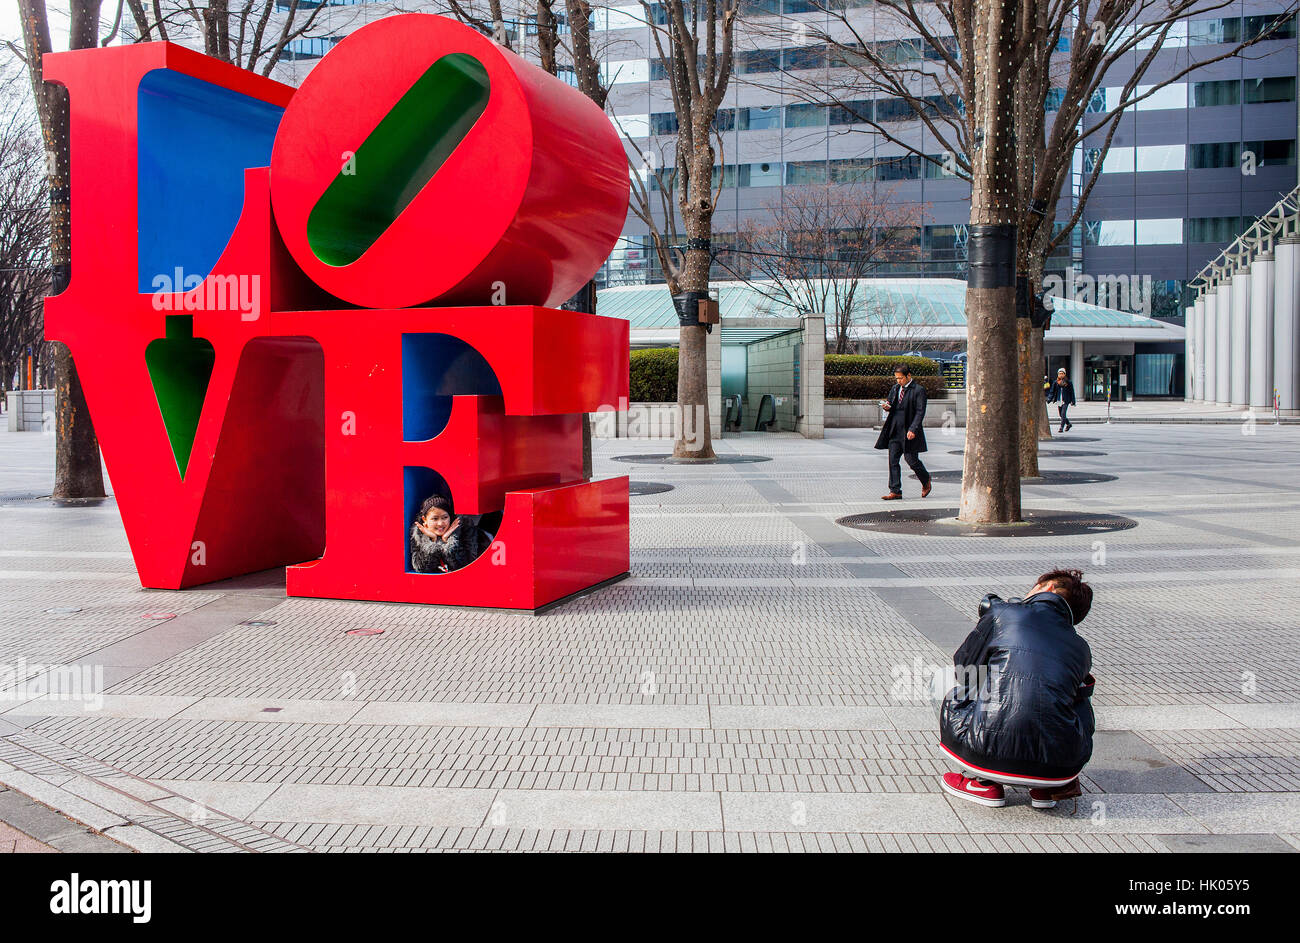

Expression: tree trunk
xmin=1016 ymin=315 xmax=1038 ymax=477
xmin=20 ymin=0 xmax=106 ymax=500
xmin=673 ymin=116 xmax=716 ymax=461
xmin=674 ymin=318 xmax=714 ymax=460
xmin=958 ymin=0 xmax=1020 ymax=524
xmin=1033 ymin=326 xmax=1052 ymax=441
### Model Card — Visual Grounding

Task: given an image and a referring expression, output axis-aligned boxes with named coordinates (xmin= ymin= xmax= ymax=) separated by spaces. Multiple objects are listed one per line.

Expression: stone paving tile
xmin=1137 ymin=728 xmax=1300 ymax=793
xmin=4 ymin=425 xmax=1300 ymax=848
xmin=247 ymin=821 xmax=1172 ymax=853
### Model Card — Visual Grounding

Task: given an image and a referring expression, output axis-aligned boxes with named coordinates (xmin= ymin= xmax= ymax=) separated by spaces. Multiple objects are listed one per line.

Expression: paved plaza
xmin=1 ymin=419 xmax=1299 ymax=853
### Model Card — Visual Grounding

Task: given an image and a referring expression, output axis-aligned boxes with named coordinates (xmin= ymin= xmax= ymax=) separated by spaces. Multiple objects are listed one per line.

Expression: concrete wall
xmin=5 ymin=390 xmax=55 ymax=432
xmin=796 ymin=316 xmax=824 ymax=438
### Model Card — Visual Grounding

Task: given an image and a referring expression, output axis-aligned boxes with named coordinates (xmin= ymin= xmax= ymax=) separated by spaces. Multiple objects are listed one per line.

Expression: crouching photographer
xmin=935 ymin=569 xmax=1096 ymax=810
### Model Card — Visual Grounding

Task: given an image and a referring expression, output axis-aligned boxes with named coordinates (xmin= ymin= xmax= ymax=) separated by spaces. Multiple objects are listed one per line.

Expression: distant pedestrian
xmin=1047 ymin=368 xmax=1076 ymax=432
xmin=875 ymin=364 xmax=931 ymax=500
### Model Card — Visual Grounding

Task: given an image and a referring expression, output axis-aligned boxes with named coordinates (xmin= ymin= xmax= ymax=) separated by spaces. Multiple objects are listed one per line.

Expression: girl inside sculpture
xmin=409 ymin=493 xmax=491 ymax=573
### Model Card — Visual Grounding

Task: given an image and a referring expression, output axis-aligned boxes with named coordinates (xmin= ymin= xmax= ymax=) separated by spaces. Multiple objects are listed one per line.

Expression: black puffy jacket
xmin=940 ymin=592 xmax=1095 ymax=780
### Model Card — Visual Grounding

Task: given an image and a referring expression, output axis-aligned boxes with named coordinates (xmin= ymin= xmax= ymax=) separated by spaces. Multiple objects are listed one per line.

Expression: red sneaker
xmin=1029 ymin=778 xmax=1082 ymax=809
xmin=940 ymin=771 xmax=1006 ymax=807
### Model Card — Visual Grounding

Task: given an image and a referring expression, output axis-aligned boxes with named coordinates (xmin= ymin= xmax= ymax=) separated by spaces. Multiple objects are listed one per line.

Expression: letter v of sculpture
xmin=43 ymin=14 xmax=631 ymax=610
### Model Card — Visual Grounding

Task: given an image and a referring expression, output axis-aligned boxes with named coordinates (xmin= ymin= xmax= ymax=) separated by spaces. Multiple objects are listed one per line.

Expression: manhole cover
xmin=242 ymin=620 xmax=277 ymax=627
xmin=1048 ymin=436 xmax=1101 ymax=443
xmin=629 ymin=481 xmax=675 ymax=496
xmin=948 ymin=449 xmax=1107 ymax=458
xmin=611 ymin=454 xmax=771 ymax=465
xmin=345 ymin=627 xmax=385 ymax=637
xmin=836 ymin=507 xmax=1137 ymax=537
xmin=44 ymin=607 xmax=83 ymax=614
xmin=920 ymin=470 xmax=1117 ymax=485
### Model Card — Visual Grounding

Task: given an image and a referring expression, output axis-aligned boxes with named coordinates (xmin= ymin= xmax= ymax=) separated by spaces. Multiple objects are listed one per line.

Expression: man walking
xmin=1046 ymin=367 xmax=1076 ymax=432
xmin=875 ymin=364 xmax=931 ymax=500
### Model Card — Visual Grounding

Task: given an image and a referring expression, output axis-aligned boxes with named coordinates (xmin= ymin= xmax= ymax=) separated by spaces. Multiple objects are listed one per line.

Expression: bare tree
xmin=627 ymin=0 xmax=739 ymax=461
xmin=0 ymin=63 xmax=49 ymax=402
xmin=776 ymin=0 xmax=1297 ymax=478
xmin=719 ymin=183 xmax=923 ymax=352
xmin=16 ymin=0 xmax=105 ymax=500
xmin=122 ymin=0 xmax=336 ymax=76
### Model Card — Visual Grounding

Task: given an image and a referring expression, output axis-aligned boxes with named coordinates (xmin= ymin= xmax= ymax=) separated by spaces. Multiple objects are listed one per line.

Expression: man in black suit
xmin=874 ymin=364 xmax=931 ymax=500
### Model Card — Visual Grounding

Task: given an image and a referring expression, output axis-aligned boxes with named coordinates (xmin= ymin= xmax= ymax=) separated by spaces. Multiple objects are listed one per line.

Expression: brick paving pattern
xmin=2 ymin=422 xmax=1299 ymax=851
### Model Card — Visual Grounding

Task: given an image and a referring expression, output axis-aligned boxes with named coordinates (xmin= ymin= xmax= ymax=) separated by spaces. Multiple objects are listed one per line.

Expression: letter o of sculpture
xmin=269 ymin=13 xmax=629 ymax=309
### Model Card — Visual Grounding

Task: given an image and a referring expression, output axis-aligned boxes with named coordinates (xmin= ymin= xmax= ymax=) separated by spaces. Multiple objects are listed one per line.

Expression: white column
xmin=1069 ymin=339 xmax=1084 ymax=393
xmin=706 ymin=325 xmax=722 ymax=439
xmin=1230 ymin=270 xmax=1251 ymax=406
xmin=1276 ymin=236 xmax=1300 ymax=415
xmin=1215 ymin=281 xmax=1232 ymax=403
xmin=1192 ymin=296 xmax=1206 ymax=400
xmin=1203 ymin=289 xmax=1217 ymax=403
xmin=1184 ymin=304 xmax=1194 ymax=401
xmin=1248 ymin=252 xmax=1274 ymax=409
xmin=798 ymin=314 xmax=824 ymax=438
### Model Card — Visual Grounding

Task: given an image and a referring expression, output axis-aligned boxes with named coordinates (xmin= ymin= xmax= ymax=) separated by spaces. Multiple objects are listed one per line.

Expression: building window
xmin=1185 ymin=217 xmax=1243 ymax=243
xmin=650 ymin=113 xmax=678 ymax=136
xmin=1188 ymin=17 xmax=1242 ymax=45
xmin=737 ymin=48 xmax=782 ymax=74
xmin=1135 ymin=83 xmax=1186 ymax=111
xmin=1099 ymin=147 xmax=1134 ymax=173
xmin=282 ymin=36 xmax=343 ymax=60
xmin=782 ymin=45 xmax=828 ymax=70
xmin=1244 ymin=12 xmax=1297 ymax=41
xmin=1243 ymin=139 xmax=1297 ymax=166
xmin=1135 ymin=144 xmax=1185 ymax=172
xmin=739 ymin=105 xmax=780 ymax=130
xmin=873 ymin=154 xmax=921 ymax=180
xmin=1190 ymin=80 xmax=1239 ymax=107
xmin=829 ymin=158 xmax=873 ymax=183
xmin=1136 ymin=218 xmax=1183 ymax=245
xmin=873 ymin=39 xmax=924 ymax=64
xmin=1243 ymin=76 xmax=1296 ymax=104
xmin=1189 ymin=141 xmax=1240 ymax=169
xmin=828 ymin=100 xmax=873 ymax=124
xmin=874 ymin=97 xmax=915 ymax=122
xmin=785 ymin=103 xmax=827 ymax=127
xmin=1083 ymin=219 xmax=1135 ymax=246
xmin=922 ymin=154 xmax=959 ymax=178
xmin=785 ymin=161 xmax=828 ymax=185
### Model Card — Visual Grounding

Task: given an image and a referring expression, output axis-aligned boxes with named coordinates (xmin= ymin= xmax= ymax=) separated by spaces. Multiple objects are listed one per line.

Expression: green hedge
xmin=630 ymin=348 xmax=947 ymax=402
xmin=825 ymin=374 xmax=948 ymax=400
xmin=630 ymin=348 xmax=677 ymax=402
xmin=824 ymin=354 xmax=940 ymax=377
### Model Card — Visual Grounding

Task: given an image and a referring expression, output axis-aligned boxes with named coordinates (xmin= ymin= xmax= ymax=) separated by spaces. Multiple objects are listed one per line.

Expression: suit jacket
xmin=874 ymin=381 xmax=928 ymax=453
